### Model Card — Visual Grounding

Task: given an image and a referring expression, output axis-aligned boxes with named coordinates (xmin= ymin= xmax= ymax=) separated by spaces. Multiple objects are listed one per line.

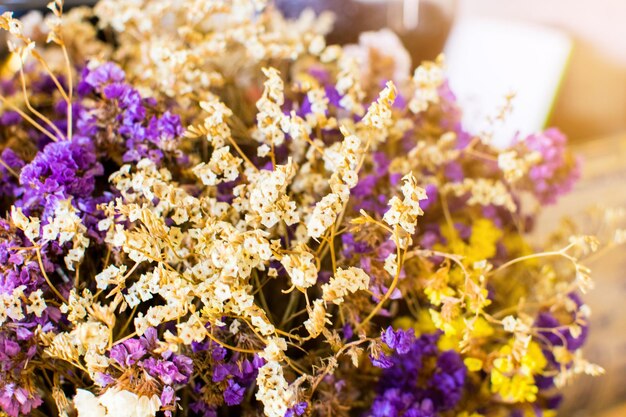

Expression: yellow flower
xmin=467 ymin=219 xmax=503 ymax=263
xmin=430 ymin=309 xmax=458 ymax=338
xmin=464 ymin=357 xmax=484 ymax=372
xmin=490 ymin=341 xmax=547 ymax=403
xmin=424 ymin=285 xmax=456 ymax=306
xmin=437 ymin=316 xmax=494 ymax=351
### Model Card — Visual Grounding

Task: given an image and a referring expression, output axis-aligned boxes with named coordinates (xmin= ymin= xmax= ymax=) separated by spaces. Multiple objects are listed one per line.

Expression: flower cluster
xmin=0 ymin=2 xmax=612 ymax=417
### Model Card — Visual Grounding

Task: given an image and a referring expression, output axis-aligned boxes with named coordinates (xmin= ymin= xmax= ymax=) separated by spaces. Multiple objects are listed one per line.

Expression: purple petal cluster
xmin=520 ymin=128 xmax=580 ymax=205
xmin=352 ymin=152 xmax=400 ymax=216
xmin=187 ymin=337 xmax=263 ymax=411
xmin=534 ymin=293 xmax=589 ymax=390
xmin=109 ymin=328 xmax=193 ymax=385
xmin=285 ymin=402 xmax=308 ymax=417
xmin=19 ymin=136 xmax=103 ymax=218
xmin=369 ymin=332 xmax=467 ymax=417
xmin=0 ymin=381 xmax=43 ymax=417
xmin=78 ymin=62 xmax=185 ymax=166
xmin=0 ymin=221 xmax=58 ymax=417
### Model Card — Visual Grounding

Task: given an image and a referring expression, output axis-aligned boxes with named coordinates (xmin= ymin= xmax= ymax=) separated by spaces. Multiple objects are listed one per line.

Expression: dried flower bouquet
xmin=0 ymin=1 xmax=605 ymax=417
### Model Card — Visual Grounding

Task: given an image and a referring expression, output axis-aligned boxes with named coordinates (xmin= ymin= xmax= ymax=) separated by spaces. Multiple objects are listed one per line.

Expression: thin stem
xmin=36 ymin=247 xmax=67 ymax=304
xmin=201 ymin=321 xmax=261 ymax=354
xmin=114 ymin=305 xmax=138 ymax=345
xmin=227 ymin=135 xmax=259 ymax=172
xmin=327 ymin=231 xmax=337 ymax=273
xmin=61 ymin=44 xmax=73 ymax=139
xmin=113 ymin=331 xmax=138 ymax=345
xmin=74 ymin=264 xmax=79 ymax=289
xmin=489 ymin=244 xmax=575 ymax=276
xmin=440 ymin=192 xmax=455 ymax=232
xmin=0 ymin=158 xmax=19 ymax=178
xmin=18 ymin=58 xmax=65 ymax=140
xmin=270 ymin=141 xmax=276 ymax=169
xmin=310 ymin=338 xmax=373 ymax=395
xmin=355 ymin=232 xmax=404 ymax=332
xmin=32 ymin=50 xmax=70 ymax=102
xmin=253 ymin=272 xmax=273 ymax=322
xmin=280 ymin=290 xmax=301 ymax=328
xmin=0 ymin=95 xmax=59 ymax=143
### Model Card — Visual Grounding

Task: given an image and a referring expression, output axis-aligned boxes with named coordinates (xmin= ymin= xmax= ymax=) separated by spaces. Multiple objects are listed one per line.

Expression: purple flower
xmin=94 ymin=372 xmax=115 ymax=387
xmin=109 ymin=338 xmax=147 ymax=366
xmin=0 ymin=383 xmax=43 ymax=417
xmin=83 ymin=62 xmax=126 ymax=90
xmin=381 ymin=327 xmax=415 ymax=355
xmin=18 ymin=136 xmax=103 ymax=218
xmin=430 ymin=350 xmax=467 ymax=409
xmin=223 ymin=379 xmax=245 ymax=406
xmin=212 ymin=363 xmax=230 ymax=383
xmin=0 ymin=111 xmax=21 ymax=126
xmin=444 ymin=162 xmax=464 ymax=182
xmin=371 ymin=352 xmax=394 ymax=369
xmin=0 ymin=149 xmax=24 ymax=199
xmin=160 ymin=386 xmax=176 ymax=406
xmin=142 ymin=353 xmax=193 ymax=385
xmin=285 ymin=401 xmax=308 ymax=417
xmin=535 ymin=311 xmax=588 ymax=352
xmin=190 ymin=399 xmax=217 ymax=417
xmin=518 ymin=128 xmax=580 ymax=205
xmin=369 ymin=332 xmax=466 ymax=416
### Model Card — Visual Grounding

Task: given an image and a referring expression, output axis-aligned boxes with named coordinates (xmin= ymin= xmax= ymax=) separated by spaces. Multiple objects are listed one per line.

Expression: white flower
xmin=75 ymin=388 xmax=161 ymax=417
xmin=26 ymin=289 xmax=47 ymax=317
xmin=281 ymin=245 xmax=318 ymax=289
xmin=303 ymin=299 xmax=330 ymax=338
xmin=409 ymin=56 xmax=445 ymax=114
xmin=383 ymin=253 xmax=398 ymax=277
xmin=74 ymin=389 xmax=106 ymax=417
xmin=322 ymin=267 xmax=370 ymax=305
xmin=11 ymin=206 xmax=40 ymax=242
xmin=193 ymin=146 xmax=242 ymax=186
xmin=307 ymin=193 xmax=341 ymax=239
xmin=255 ymin=67 xmax=287 ymax=147
xmin=502 ymin=315 xmax=518 ymax=333
xmin=383 ymin=173 xmax=427 ymax=234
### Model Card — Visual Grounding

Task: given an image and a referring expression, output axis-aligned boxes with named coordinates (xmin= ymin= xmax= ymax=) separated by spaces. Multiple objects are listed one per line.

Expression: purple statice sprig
xmin=381 ymin=327 xmax=415 ymax=355
xmin=0 ymin=221 xmax=59 ymax=417
xmin=106 ymin=328 xmax=193 ymax=414
xmin=18 ymin=136 xmax=103 ymax=219
xmin=369 ymin=331 xmax=467 ymax=417
xmin=517 ymin=128 xmax=580 ymax=205
xmin=77 ymin=62 xmax=186 ymax=167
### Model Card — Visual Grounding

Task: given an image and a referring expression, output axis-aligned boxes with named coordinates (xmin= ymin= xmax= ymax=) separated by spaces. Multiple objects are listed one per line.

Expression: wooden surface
xmin=533 ymin=134 xmax=626 ymax=416
xmin=597 ymin=403 xmax=626 ymax=417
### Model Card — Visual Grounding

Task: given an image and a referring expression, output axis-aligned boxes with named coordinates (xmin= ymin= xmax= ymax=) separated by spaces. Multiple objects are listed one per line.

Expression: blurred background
xmin=3 ymin=0 xmax=625 ymax=143
xmin=1 ymin=0 xmax=625 ymax=415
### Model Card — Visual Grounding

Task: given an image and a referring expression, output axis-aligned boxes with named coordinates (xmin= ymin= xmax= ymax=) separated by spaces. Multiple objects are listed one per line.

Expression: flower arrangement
xmin=0 ymin=1 xmax=607 ymax=417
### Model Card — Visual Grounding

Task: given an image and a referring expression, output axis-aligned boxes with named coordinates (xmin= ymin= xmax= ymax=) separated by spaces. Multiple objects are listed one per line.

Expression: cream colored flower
xmin=322 ymin=267 xmax=370 ymax=305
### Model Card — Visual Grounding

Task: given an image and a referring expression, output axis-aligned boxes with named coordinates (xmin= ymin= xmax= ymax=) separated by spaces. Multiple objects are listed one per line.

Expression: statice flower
xmin=18 ymin=136 xmax=103 ymax=218
xmin=78 ymin=62 xmax=186 ymax=166
xmin=0 ymin=4 xmax=602 ymax=417
xmin=369 ymin=332 xmax=467 ymax=417
xmin=517 ymin=128 xmax=580 ymax=204
xmin=381 ymin=327 xmax=415 ymax=355
xmin=0 ymin=382 xmax=43 ymax=417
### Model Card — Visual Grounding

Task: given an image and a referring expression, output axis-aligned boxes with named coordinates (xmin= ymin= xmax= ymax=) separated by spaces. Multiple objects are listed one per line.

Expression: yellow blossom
xmin=490 ymin=341 xmax=547 ymax=403
xmin=464 ymin=357 xmax=484 ymax=372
